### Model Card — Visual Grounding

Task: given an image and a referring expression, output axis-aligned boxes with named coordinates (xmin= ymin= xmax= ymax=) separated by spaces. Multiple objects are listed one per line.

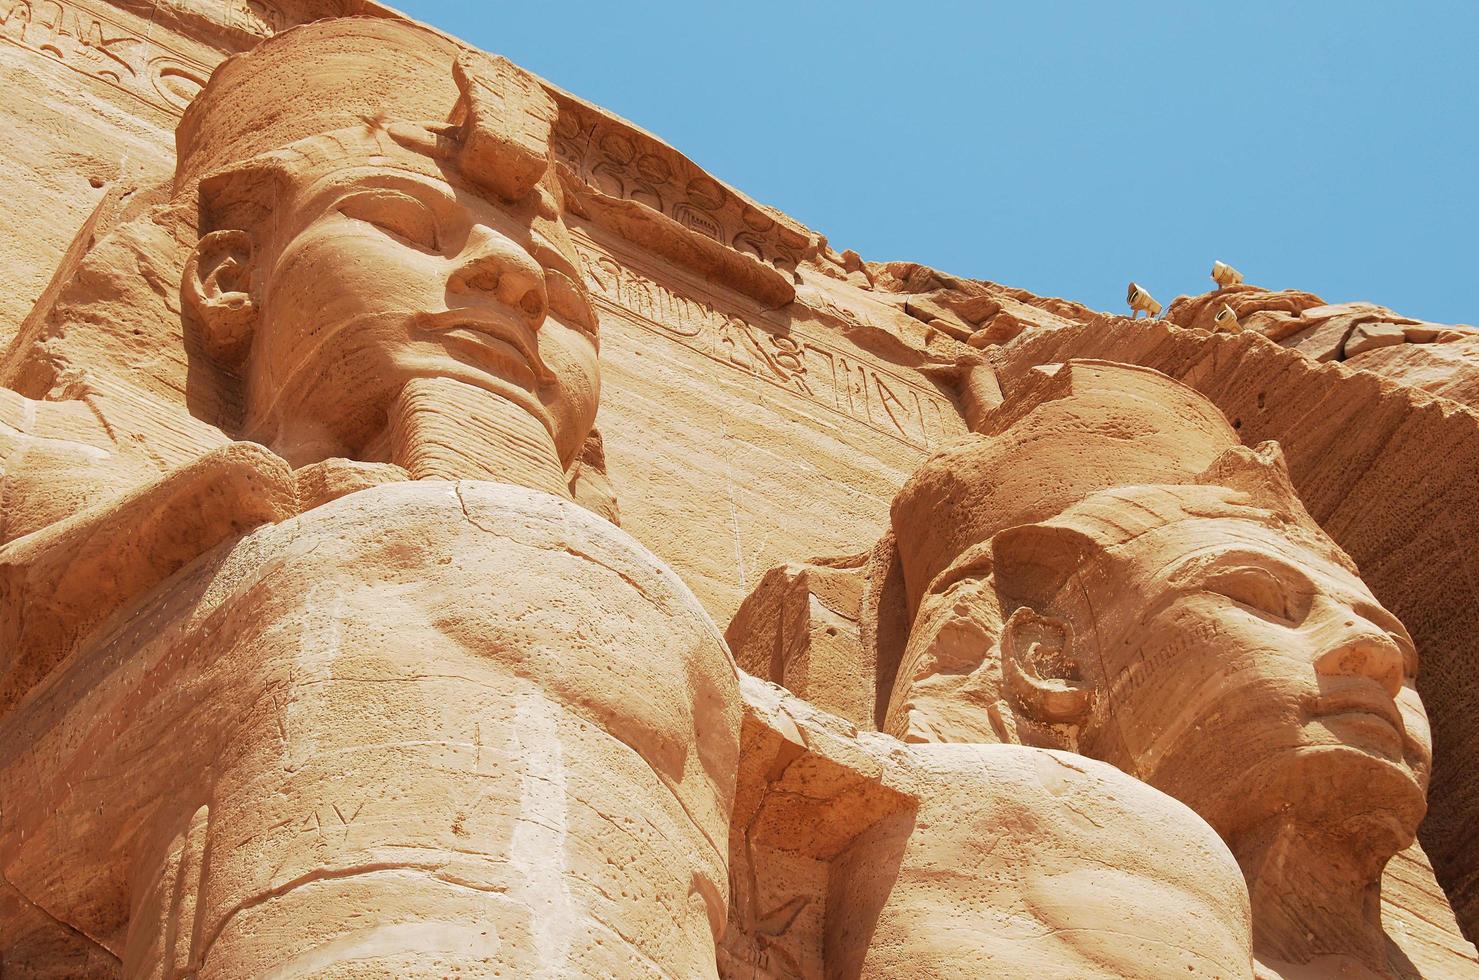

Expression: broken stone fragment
xmin=1344 ymin=320 xmax=1407 ymax=357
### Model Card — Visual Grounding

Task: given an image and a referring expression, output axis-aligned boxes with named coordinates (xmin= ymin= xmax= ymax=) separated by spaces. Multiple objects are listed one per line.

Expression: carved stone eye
xmin=1204 ymin=565 xmax=1299 ymax=622
xmin=338 ymin=190 xmax=441 ymax=253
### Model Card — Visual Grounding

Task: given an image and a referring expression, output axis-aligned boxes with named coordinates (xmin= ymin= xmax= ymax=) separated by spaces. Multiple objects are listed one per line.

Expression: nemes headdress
xmin=890 ymin=360 xmax=1349 ymax=615
xmin=891 ymin=361 xmax=1235 ymax=613
xmin=179 ymin=17 xmax=574 ymax=264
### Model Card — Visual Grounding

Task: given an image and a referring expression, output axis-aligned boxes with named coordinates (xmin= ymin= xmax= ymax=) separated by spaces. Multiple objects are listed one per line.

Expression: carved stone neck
xmin=389 ymin=377 xmax=571 ymax=498
xmin=1234 ymin=817 xmax=1392 ymax=974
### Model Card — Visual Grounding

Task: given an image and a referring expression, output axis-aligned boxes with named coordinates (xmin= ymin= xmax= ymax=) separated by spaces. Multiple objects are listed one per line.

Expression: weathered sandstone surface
xmin=1165 ymin=284 xmax=1479 ymax=409
xmin=0 ymin=4 xmax=1475 ymax=978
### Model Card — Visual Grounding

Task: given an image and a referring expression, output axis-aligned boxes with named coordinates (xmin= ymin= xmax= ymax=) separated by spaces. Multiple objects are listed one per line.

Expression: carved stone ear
xmin=992 ymin=521 xmax=1098 ymax=610
xmin=183 ymin=229 xmax=256 ymax=363
xmin=1000 ymin=606 xmax=1094 ymax=731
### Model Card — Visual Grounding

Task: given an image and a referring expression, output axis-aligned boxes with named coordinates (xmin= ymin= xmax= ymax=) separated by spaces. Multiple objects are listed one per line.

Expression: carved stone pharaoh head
xmin=885 ymin=361 xmax=1431 ymax=857
xmin=990 ymin=457 xmax=1430 ymax=848
xmin=177 ymin=18 xmax=600 ymax=474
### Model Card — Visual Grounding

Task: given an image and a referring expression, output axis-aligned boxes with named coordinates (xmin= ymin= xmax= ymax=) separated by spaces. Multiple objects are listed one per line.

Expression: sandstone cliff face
xmin=1165 ymin=284 xmax=1479 ymax=410
xmin=0 ymin=2 xmax=1475 ymax=977
xmin=0 ymin=0 xmax=371 ymax=347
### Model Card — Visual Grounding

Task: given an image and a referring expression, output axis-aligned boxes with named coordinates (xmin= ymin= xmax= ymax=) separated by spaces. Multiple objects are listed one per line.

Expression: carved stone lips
xmin=1309 ymin=686 xmax=1406 ymax=745
xmin=414 ymin=307 xmax=554 ymax=385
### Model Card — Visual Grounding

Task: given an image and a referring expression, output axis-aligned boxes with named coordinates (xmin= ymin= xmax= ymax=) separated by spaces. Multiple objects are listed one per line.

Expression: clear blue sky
xmin=395 ymin=1 xmax=1478 ymax=325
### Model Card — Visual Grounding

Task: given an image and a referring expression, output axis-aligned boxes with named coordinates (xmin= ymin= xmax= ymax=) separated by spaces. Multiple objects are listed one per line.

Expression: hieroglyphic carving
xmin=0 ymin=0 xmax=212 ymax=112
xmin=554 ymin=96 xmax=810 ymax=278
xmin=576 ymin=233 xmax=955 ymax=450
xmin=101 ymin=0 xmax=290 ymax=49
xmin=221 ymin=0 xmax=284 ymax=37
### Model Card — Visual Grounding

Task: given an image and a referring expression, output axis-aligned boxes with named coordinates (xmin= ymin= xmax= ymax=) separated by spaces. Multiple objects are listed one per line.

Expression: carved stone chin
xmin=1 ymin=6 xmax=1476 ymax=980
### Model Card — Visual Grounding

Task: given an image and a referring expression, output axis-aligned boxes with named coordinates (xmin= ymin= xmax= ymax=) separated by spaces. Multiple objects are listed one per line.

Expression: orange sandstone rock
xmin=0 ymin=3 xmax=1473 ymax=977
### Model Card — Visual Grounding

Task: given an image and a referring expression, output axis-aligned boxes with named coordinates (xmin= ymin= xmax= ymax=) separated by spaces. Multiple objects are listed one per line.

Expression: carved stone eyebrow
xmin=349 ymin=172 xmax=460 ymax=213
xmin=1163 ymin=546 xmax=1314 ymax=595
xmin=315 ymin=171 xmax=573 ymax=269
xmin=298 ymin=168 xmax=462 ymax=229
xmin=1131 ymin=546 xmax=1317 ymax=627
xmin=1211 ymin=552 xmax=1310 ymax=588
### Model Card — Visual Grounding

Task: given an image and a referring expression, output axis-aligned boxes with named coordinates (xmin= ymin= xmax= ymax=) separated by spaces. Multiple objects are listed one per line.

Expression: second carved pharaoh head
xmin=885 ymin=361 xmax=1431 ymax=855
xmin=179 ymin=18 xmax=601 ymax=471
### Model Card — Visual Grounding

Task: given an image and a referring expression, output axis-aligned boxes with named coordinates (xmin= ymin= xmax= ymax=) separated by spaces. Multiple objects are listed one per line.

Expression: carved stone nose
xmin=449 ymin=228 xmax=547 ymax=321
xmin=1314 ymin=631 xmax=1405 ymax=698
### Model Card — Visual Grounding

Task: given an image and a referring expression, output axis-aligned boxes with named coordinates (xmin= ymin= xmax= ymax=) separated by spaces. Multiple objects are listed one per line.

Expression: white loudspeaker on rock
xmin=1127 ymin=282 xmax=1162 ymax=320
xmin=1213 ymin=303 xmax=1242 ymax=333
xmin=1211 ymin=260 xmax=1244 ymax=288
